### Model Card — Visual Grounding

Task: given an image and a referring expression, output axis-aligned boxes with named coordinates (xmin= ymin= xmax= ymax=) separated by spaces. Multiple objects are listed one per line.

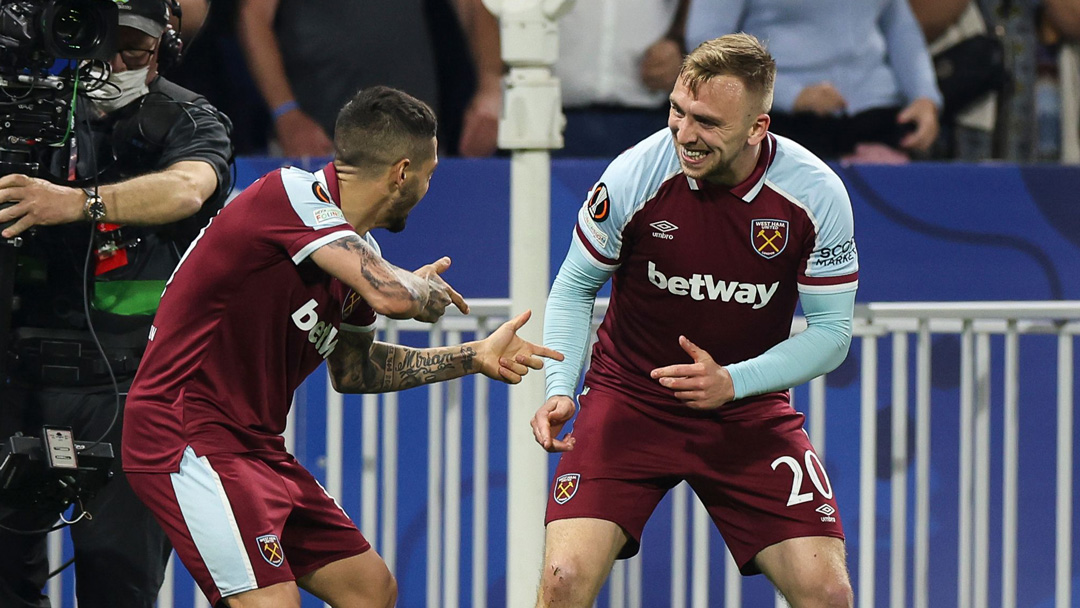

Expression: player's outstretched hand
xmin=476 ymin=310 xmax=564 ymax=384
xmin=531 ymin=395 xmax=577 ymax=453
xmin=649 ymin=335 xmax=735 ymax=410
xmin=413 ymin=256 xmax=469 ymax=323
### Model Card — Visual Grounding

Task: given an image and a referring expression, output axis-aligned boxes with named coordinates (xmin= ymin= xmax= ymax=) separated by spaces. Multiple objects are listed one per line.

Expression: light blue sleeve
xmin=880 ymin=0 xmax=943 ymax=107
xmin=725 ymin=289 xmax=855 ymax=399
xmin=543 ymin=240 xmax=613 ymax=399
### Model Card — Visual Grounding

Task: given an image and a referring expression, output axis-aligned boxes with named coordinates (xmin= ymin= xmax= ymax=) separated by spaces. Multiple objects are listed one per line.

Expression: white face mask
xmin=87 ymin=67 xmax=150 ymax=114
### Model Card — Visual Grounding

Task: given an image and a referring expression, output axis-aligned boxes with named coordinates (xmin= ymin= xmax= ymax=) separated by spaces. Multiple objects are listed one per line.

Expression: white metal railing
xmin=46 ymin=300 xmax=1080 ymax=608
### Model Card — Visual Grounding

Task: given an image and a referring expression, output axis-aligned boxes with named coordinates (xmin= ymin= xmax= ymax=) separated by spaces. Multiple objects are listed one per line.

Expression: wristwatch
xmin=82 ymin=187 xmax=106 ymax=221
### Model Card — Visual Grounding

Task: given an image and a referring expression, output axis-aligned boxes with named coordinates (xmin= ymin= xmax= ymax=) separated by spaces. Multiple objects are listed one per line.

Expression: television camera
xmin=0 ymin=0 xmax=120 ymax=513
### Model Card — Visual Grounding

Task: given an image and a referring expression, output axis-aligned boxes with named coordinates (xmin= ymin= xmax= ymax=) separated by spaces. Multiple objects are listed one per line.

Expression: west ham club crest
xmin=751 ymin=219 xmax=788 ymax=259
xmin=553 ymin=473 xmax=580 ymax=504
xmin=257 ymin=534 xmax=284 ymax=567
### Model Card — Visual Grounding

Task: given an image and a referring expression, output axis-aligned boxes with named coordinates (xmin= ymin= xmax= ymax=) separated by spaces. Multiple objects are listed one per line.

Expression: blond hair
xmin=680 ymin=33 xmax=776 ymax=114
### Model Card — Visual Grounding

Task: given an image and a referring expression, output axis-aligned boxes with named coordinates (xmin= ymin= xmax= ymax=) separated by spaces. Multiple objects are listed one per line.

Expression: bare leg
xmin=535 ymin=518 xmax=631 ymax=608
xmin=754 ymin=536 xmax=853 ymax=608
xmin=220 ymin=550 xmax=394 ymax=608
xmin=297 ymin=550 xmax=397 ymax=608
xmin=221 ymin=581 xmax=302 ymax=608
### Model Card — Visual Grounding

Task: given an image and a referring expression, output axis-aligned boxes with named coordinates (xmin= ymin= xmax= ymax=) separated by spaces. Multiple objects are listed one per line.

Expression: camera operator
xmin=0 ymin=0 xmax=233 ymax=605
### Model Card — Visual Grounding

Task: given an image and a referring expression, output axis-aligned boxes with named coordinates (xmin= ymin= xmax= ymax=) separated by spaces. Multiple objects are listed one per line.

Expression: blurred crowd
xmin=170 ymin=0 xmax=1080 ymax=163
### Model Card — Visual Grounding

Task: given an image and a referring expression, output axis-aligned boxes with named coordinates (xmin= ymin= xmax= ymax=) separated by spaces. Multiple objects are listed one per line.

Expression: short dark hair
xmin=334 ymin=86 xmax=438 ymax=173
xmin=681 ymin=33 xmax=777 ymax=113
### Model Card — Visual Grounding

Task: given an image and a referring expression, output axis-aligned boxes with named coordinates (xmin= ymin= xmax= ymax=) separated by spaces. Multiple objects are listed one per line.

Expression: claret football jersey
xmin=574 ymin=130 xmax=858 ymax=404
xmin=124 ymin=163 xmax=378 ymax=472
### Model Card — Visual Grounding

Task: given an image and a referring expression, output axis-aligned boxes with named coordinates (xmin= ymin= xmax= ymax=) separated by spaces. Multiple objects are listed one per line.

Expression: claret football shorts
xmin=546 ymin=386 xmax=844 ymax=573
xmin=129 ymin=447 xmax=370 ymax=605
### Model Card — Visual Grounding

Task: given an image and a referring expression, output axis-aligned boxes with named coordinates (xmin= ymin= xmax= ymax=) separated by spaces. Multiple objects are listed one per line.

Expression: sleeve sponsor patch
xmin=313 ymin=207 xmax=345 ymax=225
xmin=586 ymin=183 xmax=610 ymax=222
xmin=810 ymin=237 xmax=857 ymax=269
xmin=582 ymin=215 xmax=609 ymax=248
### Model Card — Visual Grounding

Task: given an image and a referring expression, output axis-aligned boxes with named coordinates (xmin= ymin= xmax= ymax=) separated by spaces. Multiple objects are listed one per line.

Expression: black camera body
xmin=0 ymin=0 xmax=119 ymax=158
xmin=0 ymin=0 xmax=122 ymax=512
xmin=0 ymin=0 xmax=118 ymax=70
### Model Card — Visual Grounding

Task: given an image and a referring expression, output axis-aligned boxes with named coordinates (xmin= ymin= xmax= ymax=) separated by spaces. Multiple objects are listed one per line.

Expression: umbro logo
xmin=650 ymin=220 xmax=678 ymax=240
xmin=816 ymin=503 xmax=837 ymax=523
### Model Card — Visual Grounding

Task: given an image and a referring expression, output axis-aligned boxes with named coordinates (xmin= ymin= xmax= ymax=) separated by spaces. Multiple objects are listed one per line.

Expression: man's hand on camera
xmin=0 ymin=174 xmax=85 ymax=238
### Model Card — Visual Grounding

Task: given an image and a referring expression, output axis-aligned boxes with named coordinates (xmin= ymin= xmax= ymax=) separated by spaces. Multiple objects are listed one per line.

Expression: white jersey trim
xmin=291 ymin=230 xmax=356 ymax=265
xmin=798 ymin=280 xmax=860 ymax=294
xmin=764 ymin=178 xmax=821 ymax=237
xmin=573 ymin=230 xmax=619 ymax=273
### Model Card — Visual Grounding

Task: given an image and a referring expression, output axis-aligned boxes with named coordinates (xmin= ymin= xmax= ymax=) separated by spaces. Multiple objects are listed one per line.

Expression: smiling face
xmin=668 ymin=74 xmax=770 ymax=186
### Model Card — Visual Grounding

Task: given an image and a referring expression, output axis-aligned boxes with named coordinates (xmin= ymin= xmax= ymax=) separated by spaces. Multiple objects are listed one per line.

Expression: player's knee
xmin=336 ymin=568 xmax=396 ymax=608
xmin=812 ymin=578 xmax=853 ymax=608
xmin=537 ymin=557 xmax=595 ymax=604
xmin=778 ymin=572 xmax=851 ymax=608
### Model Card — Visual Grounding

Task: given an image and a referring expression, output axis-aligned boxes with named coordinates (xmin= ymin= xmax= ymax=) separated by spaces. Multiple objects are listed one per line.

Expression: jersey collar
xmin=685 ymin=133 xmax=776 ymax=203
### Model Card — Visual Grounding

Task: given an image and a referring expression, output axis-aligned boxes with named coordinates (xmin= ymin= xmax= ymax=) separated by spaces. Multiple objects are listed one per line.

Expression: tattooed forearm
xmin=387 ymin=345 xmax=479 ymax=390
xmin=327 ymin=235 xmax=423 ymax=304
xmin=329 ymin=332 xmax=483 ymax=393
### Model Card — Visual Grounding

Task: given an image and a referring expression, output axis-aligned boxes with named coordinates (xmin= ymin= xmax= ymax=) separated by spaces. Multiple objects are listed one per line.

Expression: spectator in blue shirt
xmin=687 ymin=0 xmax=944 ymax=160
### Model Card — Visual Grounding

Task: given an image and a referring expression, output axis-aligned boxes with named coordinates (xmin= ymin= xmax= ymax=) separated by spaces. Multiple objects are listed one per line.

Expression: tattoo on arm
xmin=330 ymin=335 xmax=480 ymax=393
xmin=326 ymin=235 xmax=420 ymax=299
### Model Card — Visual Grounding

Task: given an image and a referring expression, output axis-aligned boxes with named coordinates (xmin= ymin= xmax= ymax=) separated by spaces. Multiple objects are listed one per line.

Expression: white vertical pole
xmin=47 ymin=529 xmax=62 ymax=606
xmin=325 ymin=382 xmax=344 ymax=500
xmin=324 ymin=370 xmax=346 ymax=608
xmin=859 ymin=335 xmax=878 ymax=608
xmin=914 ymin=320 xmax=932 ymax=608
xmin=361 ymin=393 xmax=379 ymax=549
xmin=1056 ymin=332 xmax=1074 ymax=608
xmin=809 ymin=375 xmax=827 ymax=461
xmin=890 ymin=332 xmax=908 ymax=608
xmin=381 ymin=325 xmax=400 ymax=573
xmin=507 ymin=150 xmax=552 ymax=605
xmin=958 ymin=323 xmax=974 ymax=608
xmin=724 ymin=545 xmax=741 ymax=608
xmin=691 ymin=497 xmax=710 ymax=608
xmin=427 ymin=329 xmax=444 ymax=608
xmin=443 ymin=330 xmax=463 ymax=608
xmin=609 ymin=560 xmax=626 ymax=608
xmin=973 ymin=333 xmax=991 ymax=608
xmin=1001 ymin=323 xmax=1019 ymax=608
xmin=671 ymin=482 xmax=688 ymax=608
xmin=472 ymin=321 xmax=491 ymax=608
xmin=627 ymin=551 xmax=642 ymax=608
xmin=1059 ymin=44 xmax=1080 ymax=163
xmin=485 ymin=1 xmax=572 ymax=602
xmin=157 ymin=552 xmax=174 ymax=608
